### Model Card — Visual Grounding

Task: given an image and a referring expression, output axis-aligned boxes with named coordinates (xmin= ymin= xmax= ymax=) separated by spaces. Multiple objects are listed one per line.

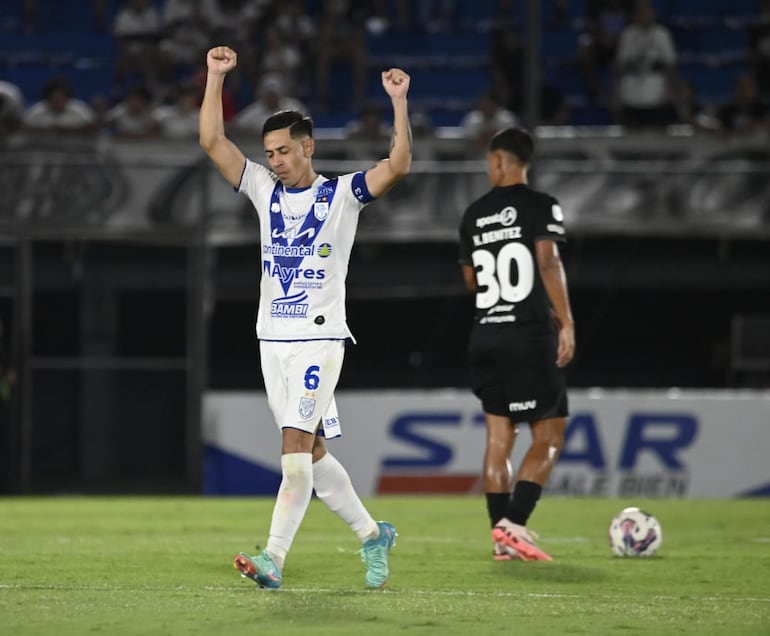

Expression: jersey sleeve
xmin=351 ymin=171 xmax=376 ymax=204
xmin=533 ymin=194 xmax=567 ymax=243
xmin=337 ymin=171 xmax=374 ymax=210
xmin=458 ymin=208 xmax=474 ymax=265
xmin=237 ymin=158 xmax=277 ymax=216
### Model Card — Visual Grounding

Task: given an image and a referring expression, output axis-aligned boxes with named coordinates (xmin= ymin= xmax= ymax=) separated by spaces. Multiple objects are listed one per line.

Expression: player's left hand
xmin=381 ymin=68 xmax=410 ymax=99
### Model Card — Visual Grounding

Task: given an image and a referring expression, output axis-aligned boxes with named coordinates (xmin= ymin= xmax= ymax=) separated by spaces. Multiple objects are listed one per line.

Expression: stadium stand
xmin=0 ymin=0 xmax=765 ymax=128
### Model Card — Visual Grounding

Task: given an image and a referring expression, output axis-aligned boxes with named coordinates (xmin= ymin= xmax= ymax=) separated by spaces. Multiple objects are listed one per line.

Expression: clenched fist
xmin=207 ymin=46 xmax=237 ymax=75
xmin=381 ymin=68 xmax=410 ymax=100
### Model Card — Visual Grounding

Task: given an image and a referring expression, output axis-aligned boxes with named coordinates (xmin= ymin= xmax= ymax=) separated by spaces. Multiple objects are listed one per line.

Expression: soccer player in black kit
xmin=458 ymin=127 xmax=575 ymax=561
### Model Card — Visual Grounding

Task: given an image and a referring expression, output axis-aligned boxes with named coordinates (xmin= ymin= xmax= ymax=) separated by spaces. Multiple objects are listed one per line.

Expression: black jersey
xmin=459 ymin=183 xmax=566 ymax=345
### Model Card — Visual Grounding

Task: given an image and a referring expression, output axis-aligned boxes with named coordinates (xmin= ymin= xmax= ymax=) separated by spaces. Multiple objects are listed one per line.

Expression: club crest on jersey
xmin=314 ymin=201 xmax=329 ymax=220
xmin=299 ymin=396 xmax=316 ymax=420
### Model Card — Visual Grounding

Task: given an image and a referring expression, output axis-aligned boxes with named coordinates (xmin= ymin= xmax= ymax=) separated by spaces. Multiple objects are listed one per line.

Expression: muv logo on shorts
xmin=509 ymin=399 xmax=537 ymax=412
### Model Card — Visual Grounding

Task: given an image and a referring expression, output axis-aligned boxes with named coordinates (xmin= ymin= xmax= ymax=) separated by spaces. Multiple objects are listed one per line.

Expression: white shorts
xmin=259 ymin=339 xmax=345 ymax=438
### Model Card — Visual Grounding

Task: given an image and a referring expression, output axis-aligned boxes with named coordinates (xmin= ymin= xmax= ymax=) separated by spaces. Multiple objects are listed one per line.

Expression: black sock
xmin=506 ymin=480 xmax=542 ymax=526
xmin=485 ymin=492 xmax=511 ymax=528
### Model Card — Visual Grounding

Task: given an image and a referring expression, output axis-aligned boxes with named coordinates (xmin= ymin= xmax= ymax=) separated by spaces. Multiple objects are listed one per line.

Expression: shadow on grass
xmin=494 ymin=562 xmax=608 ymax=584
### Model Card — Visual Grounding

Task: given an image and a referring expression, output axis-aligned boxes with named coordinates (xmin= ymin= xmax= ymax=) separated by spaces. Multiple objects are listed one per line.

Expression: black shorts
xmin=469 ymin=331 xmax=568 ymax=422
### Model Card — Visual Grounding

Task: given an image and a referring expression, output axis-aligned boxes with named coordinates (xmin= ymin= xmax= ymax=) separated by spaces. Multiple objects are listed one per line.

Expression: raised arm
xmin=536 ymin=240 xmax=575 ymax=368
xmin=364 ymin=68 xmax=413 ymax=198
xmin=199 ymin=46 xmax=246 ymax=188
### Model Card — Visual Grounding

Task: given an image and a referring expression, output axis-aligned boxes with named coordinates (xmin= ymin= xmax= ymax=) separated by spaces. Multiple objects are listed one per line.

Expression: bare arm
xmin=536 ymin=240 xmax=575 ymax=368
xmin=199 ymin=46 xmax=246 ymax=188
xmin=364 ymin=68 xmax=412 ymax=198
xmin=461 ymin=263 xmax=477 ymax=293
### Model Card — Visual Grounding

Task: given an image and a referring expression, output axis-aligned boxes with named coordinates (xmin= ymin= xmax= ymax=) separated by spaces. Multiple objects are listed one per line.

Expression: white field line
xmin=1 ymin=583 xmax=769 ymax=603
xmin=298 ymin=535 xmax=591 ymax=544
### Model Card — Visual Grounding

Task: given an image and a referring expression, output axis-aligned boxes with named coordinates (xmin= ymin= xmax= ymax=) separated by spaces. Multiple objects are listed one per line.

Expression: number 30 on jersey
xmin=472 ymin=243 xmax=534 ymax=308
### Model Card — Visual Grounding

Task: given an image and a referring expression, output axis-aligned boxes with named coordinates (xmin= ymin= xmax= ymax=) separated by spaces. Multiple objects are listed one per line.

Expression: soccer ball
xmin=608 ymin=507 xmax=662 ymax=557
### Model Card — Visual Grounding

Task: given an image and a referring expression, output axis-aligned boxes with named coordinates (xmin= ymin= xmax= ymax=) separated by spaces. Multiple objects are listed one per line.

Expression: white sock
xmin=313 ymin=452 xmax=379 ymax=543
xmin=266 ymin=452 xmax=313 ymax=570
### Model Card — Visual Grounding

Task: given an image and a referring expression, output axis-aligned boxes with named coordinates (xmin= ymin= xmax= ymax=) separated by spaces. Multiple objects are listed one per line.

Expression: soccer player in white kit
xmin=199 ymin=46 xmax=412 ymax=589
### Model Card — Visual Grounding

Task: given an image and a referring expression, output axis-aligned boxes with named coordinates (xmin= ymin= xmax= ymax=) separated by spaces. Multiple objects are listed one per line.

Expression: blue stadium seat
xmin=684 ymin=62 xmax=746 ymax=102
xmin=456 ymin=0 xmax=501 ymax=23
xmin=568 ymin=104 xmax=613 ymax=126
xmin=667 ymin=0 xmax=730 ymax=18
xmin=69 ymin=65 xmax=113 ymax=101
xmin=4 ymin=67 xmax=53 ymax=104
xmin=697 ymin=27 xmax=750 ymax=52
xmin=367 ymin=32 xmax=430 ymax=56
xmin=544 ymin=67 xmax=586 ymax=96
xmin=2 ymin=0 xmax=760 ymax=128
xmin=427 ymin=107 xmax=464 ymax=127
xmin=424 ymin=32 xmax=490 ymax=54
xmin=542 ymin=29 xmax=579 ymax=64
xmin=402 ymin=68 xmax=491 ymax=100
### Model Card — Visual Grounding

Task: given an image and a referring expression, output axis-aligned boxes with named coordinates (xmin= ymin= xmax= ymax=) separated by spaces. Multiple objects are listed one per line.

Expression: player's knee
xmin=533 ymin=432 xmax=564 ymax=460
xmin=531 ymin=426 xmax=565 ymax=455
xmin=281 ymin=453 xmax=313 ymax=486
xmin=532 ymin=418 xmax=566 ymax=446
xmin=483 ymin=460 xmax=510 ymax=482
xmin=281 ymin=428 xmax=314 ymax=455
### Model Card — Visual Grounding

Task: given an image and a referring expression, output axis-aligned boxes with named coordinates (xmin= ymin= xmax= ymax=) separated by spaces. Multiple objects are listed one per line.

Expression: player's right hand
xmin=207 ymin=46 xmax=237 ymax=75
xmin=556 ymin=323 xmax=575 ymax=368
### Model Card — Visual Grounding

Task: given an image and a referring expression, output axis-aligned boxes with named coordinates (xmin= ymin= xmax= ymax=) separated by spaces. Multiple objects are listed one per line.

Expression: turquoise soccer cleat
xmin=233 ymin=550 xmax=282 ymax=589
xmin=360 ymin=521 xmax=397 ymax=589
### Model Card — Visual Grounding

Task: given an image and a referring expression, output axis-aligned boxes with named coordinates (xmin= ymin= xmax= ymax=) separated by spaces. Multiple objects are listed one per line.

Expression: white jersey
xmin=238 ymin=159 xmax=375 ymax=341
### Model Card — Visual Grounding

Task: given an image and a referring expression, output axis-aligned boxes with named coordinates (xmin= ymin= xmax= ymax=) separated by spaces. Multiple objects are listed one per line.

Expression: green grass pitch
xmin=1 ymin=496 xmax=769 ymax=635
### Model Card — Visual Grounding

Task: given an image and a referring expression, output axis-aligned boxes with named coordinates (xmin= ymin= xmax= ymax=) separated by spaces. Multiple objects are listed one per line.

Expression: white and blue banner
xmin=202 ymin=389 xmax=770 ymax=498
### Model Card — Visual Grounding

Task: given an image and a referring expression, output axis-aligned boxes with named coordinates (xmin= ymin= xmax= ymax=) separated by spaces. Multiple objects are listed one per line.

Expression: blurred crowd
xmin=575 ymin=0 xmax=770 ymax=133
xmin=0 ymin=0 xmax=768 ymax=148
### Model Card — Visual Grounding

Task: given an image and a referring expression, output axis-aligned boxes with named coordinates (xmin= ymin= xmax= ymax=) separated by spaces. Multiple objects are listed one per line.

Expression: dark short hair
xmin=488 ymin=127 xmax=535 ymax=164
xmin=126 ymin=86 xmax=152 ymax=102
xmin=262 ymin=109 xmax=313 ymax=139
xmin=42 ymin=77 xmax=73 ymax=100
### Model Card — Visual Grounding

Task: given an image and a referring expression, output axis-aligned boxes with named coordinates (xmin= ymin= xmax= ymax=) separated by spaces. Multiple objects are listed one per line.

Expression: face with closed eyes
xmin=263 ymin=127 xmax=315 ymax=188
